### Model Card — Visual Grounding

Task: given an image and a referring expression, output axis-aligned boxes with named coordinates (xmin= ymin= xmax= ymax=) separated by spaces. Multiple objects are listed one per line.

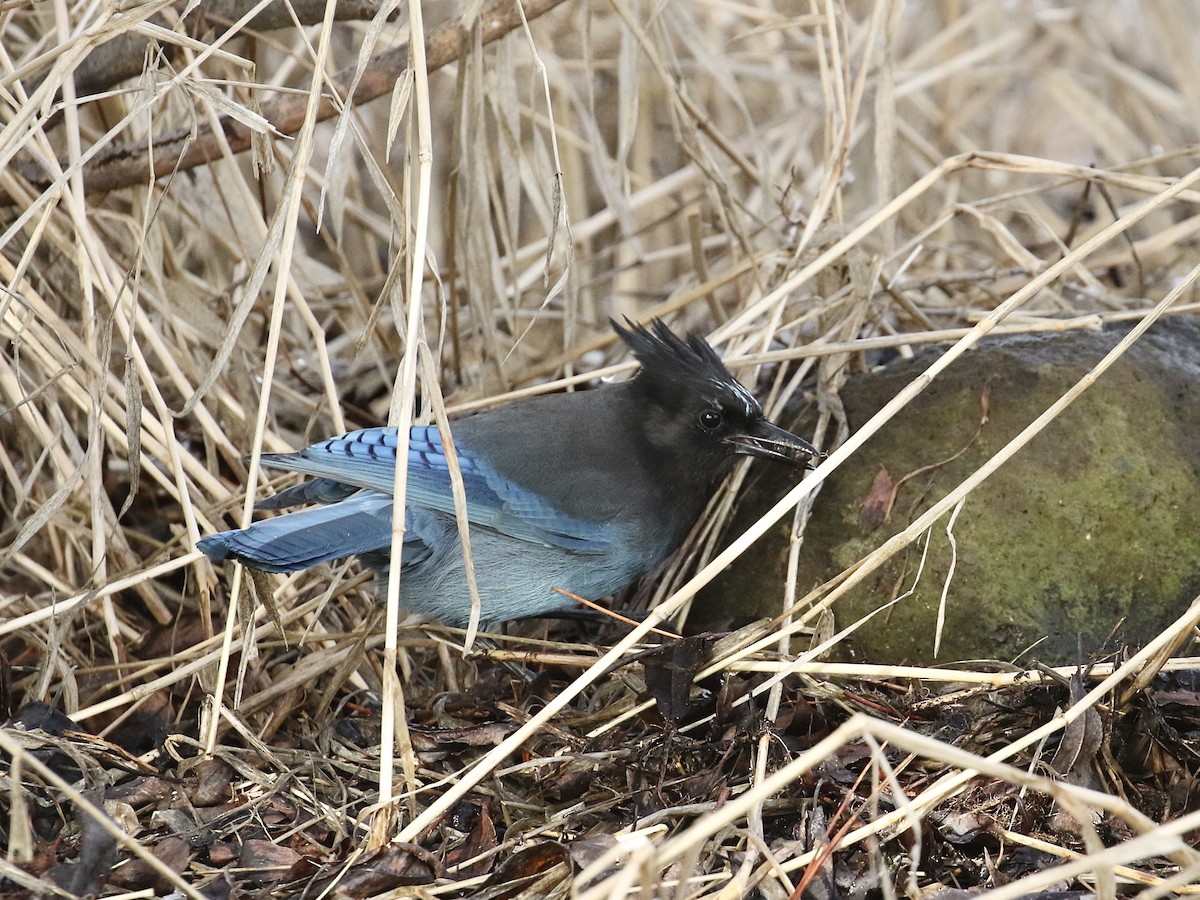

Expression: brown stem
xmin=24 ymin=0 xmax=573 ymax=197
xmin=44 ymin=0 xmax=386 ymax=102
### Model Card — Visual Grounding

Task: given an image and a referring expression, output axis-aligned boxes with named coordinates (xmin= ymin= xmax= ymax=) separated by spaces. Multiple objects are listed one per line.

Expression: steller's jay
xmin=198 ymin=319 xmax=821 ymax=626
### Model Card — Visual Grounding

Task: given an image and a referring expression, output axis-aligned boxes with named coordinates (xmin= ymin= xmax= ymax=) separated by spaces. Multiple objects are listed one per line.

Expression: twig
xmin=17 ymin=0 xmax=573 ymax=197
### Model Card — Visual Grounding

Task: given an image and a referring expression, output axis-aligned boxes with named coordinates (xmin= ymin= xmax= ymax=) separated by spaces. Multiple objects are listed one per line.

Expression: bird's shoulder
xmin=448 ymin=383 xmax=673 ymax=522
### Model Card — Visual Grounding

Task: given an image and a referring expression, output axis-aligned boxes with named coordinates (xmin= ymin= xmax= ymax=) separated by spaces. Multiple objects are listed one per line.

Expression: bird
xmin=198 ymin=319 xmax=821 ymax=626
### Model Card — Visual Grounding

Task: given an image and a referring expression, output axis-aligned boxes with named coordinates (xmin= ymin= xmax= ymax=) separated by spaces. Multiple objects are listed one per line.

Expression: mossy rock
xmin=699 ymin=318 xmax=1200 ymax=665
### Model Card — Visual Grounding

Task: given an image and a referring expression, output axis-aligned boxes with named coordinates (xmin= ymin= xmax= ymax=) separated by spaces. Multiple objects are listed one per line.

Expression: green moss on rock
xmin=698 ymin=320 xmax=1200 ymax=665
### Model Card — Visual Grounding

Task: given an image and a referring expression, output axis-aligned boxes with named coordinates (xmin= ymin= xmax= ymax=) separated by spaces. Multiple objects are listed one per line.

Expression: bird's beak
xmin=727 ymin=420 xmax=823 ymax=469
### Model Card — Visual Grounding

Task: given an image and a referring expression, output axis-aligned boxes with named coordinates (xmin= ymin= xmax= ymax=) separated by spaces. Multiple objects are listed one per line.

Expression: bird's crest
xmin=611 ymin=318 xmax=760 ymax=418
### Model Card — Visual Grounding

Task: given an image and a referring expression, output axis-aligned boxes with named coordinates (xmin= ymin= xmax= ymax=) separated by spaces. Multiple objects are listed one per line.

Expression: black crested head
xmin=611 ymin=317 xmax=762 ymax=420
xmin=610 ymin=317 xmax=821 ymax=479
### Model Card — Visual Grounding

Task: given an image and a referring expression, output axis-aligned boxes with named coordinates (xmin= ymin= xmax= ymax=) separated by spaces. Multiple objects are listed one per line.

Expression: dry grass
xmin=3 ymin=0 xmax=1200 ymax=896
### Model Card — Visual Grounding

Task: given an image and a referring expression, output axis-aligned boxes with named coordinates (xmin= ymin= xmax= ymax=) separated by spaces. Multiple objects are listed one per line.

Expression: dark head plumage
xmin=611 ymin=317 xmax=762 ymax=420
xmin=610 ymin=317 xmax=818 ymax=473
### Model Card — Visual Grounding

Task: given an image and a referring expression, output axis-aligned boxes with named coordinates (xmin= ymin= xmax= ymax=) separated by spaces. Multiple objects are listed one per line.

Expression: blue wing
xmin=198 ymin=491 xmax=407 ymax=572
xmin=255 ymin=425 xmax=616 ymax=552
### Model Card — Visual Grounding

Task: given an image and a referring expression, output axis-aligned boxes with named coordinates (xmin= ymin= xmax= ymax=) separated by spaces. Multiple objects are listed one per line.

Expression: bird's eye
xmin=698 ymin=409 xmax=723 ymax=430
